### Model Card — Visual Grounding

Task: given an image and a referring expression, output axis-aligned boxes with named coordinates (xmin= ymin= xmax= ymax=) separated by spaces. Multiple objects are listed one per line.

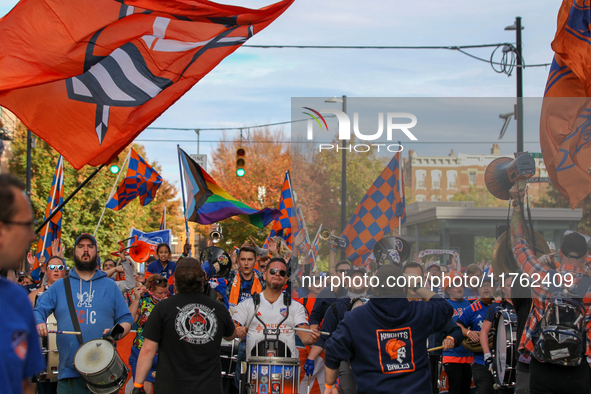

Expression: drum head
xmin=74 ymin=339 xmax=115 ymax=375
xmin=495 ymin=314 xmax=508 ymax=382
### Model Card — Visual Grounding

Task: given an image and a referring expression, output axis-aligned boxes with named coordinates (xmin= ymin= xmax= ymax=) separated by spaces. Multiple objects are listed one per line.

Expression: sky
xmin=0 ymin=0 xmax=562 ymax=198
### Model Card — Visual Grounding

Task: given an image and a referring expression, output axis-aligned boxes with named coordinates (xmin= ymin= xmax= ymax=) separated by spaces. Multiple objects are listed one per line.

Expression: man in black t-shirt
xmin=133 ymin=258 xmax=236 ymax=394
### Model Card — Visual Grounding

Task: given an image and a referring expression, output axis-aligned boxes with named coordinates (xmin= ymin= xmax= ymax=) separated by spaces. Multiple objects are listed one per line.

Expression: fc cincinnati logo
xmin=175 ymin=303 xmax=218 ymax=344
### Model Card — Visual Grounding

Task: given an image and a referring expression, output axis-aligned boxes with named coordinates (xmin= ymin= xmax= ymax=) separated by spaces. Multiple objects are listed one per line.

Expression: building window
xmin=469 ymin=171 xmax=477 ymax=185
xmin=447 ymin=170 xmax=457 ymax=189
xmin=416 ymin=170 xmax=426 ymax=189
xmin=415 ymin=194 xmax=426 ymax=202
xmin=431 ymin=195 xmax=442 ymax=202
xmin=431 ymin=170 xmax=441 ymax=189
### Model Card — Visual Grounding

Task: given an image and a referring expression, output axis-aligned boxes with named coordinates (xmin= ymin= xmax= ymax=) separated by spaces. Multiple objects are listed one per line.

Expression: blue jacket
xmin=324 ymin=296 xmax=453 ymax=394
xmin=33 ymin=269 xmax=133 ymax=379
xmin=316 ymin=297 xmax=351 ymax=348
xmin=309 ymin=286 xmax=348 ymax=326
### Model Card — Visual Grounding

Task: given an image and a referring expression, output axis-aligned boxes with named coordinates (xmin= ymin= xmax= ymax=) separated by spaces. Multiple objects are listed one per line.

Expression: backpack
xmin=533 ymin=271 xmax=591 ymax=366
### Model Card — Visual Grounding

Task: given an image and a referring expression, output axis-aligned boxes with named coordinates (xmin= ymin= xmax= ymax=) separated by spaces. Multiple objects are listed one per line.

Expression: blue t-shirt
xmin=0 ymin=277 xmax=45 ymax=392
xmin=443 ymin=298 xmax=474 ymax=360
xmin=457 ymin=300 xmax=489 ymax=365
xmin=146 ymin=260 xmax=176 ymax=279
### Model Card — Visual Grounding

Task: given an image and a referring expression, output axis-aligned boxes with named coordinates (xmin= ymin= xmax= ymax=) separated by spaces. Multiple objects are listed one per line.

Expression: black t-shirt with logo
xmin=142 ymin=291 xmax=235 ymax=393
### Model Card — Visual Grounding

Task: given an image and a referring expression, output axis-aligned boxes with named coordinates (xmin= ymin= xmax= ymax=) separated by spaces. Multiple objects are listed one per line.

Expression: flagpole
xmin=177 ymin=146 xmax=190 ymax=241
xmin=398 ymin=149 xmax=403 ymax=232
xmin=35 ymin=164 xmax=106 ymax=233
xmin=39 ymin=156 xmax=63 ymax=261
xmin=93 ymin=149 xmax=131 ymax=237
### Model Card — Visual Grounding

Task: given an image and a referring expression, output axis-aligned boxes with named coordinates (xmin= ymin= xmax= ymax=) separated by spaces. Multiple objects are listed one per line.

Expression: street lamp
xmin=325 ymin=95 xmax=347 ymax=260
xmin=505 ymin=17 xmax=524 ymax=153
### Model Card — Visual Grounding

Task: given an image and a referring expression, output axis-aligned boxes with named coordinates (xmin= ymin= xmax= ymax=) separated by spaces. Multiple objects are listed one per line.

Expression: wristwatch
xmin=512 ymin=200 xmax=521 ymax=207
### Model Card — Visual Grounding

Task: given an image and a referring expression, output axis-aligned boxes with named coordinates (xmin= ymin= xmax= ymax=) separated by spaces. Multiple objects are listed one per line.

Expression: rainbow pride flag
xmin=178 ymin=147 xmax=280 ymax=228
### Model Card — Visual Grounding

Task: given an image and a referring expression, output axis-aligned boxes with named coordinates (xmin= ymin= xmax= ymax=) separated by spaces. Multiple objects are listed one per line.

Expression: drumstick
xmin=47 ymin=330 xmax=82 ymax=335
xmin=294 ymin=328 xmax=330 ymax=336
xmin=427 ymin=345 xmax=444 ymax=352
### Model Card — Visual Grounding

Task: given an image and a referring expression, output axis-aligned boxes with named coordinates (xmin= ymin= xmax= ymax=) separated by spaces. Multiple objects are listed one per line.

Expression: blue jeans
xmin=57 ymin=378 xmax=92 ymax=394
xmin=128 ymin=346 xmax=158 ymax=383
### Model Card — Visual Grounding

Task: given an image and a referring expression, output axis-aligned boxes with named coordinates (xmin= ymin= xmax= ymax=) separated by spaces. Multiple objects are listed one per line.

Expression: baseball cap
xmin=561 ymin=232 xmax=587 ymax=259
xmin=425 ymin=261 xmax=441 ymax=271
xmin=75 ymin=233 xmax=97 ymax=247
xmin=347 ymin=266 xmax=367 ymax=277
xmin=442 ymin=270 xmax=463 ymax=294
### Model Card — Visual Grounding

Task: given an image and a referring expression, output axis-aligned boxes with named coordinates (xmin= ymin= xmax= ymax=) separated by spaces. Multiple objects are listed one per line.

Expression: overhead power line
xmin=242 ymin=43 xmax=551 ymax=70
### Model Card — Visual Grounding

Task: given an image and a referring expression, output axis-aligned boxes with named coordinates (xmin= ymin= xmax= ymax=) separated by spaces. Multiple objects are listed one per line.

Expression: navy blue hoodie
xmin=33 ymin=269 xmax=133 ymax=379
xmin=324 ymin=296 xmax=453 ymax=394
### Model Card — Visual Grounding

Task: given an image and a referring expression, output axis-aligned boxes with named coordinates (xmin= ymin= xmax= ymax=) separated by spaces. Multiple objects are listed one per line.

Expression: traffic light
xmin=236 ymin=147 xmax=246 ymax=177
xmin=108 ymin=155 xmax=121 ymax=174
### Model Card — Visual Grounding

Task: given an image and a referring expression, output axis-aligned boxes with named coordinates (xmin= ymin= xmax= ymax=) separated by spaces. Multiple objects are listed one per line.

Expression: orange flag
xmin=0 ymin=0 xmax=293 ymax=169
xmin=540 ymin=0 xmax=591 ymax=208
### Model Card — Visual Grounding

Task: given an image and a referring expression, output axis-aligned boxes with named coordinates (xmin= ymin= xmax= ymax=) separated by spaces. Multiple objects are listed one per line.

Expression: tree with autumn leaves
xmin=208 ymin=127 xmax=391 ymax=258
xmin=9 ymin=123 xmax=183 ymax=264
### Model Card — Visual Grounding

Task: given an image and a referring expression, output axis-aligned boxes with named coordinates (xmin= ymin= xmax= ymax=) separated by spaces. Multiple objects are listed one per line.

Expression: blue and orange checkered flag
xmin=267 ymin=171 xmax=298 ymax=248
xmin=106 ymin=148 xmax=162 ymax=211
xmin=342 ymin=152 xmax=406 ymax=266
xmin=32 ymin=155 xmax=64 ymax=281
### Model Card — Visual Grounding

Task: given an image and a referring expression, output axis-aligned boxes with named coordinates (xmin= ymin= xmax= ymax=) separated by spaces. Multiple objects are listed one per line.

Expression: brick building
xmin=402 ymin=144 xmax=550 ymax=203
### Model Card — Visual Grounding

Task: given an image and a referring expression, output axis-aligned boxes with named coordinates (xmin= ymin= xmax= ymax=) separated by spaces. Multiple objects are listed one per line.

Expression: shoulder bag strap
xmin=63 ymin=276 xmax=84 ymax=345
xmin=573 ymin=274 xmax=591 ymax=299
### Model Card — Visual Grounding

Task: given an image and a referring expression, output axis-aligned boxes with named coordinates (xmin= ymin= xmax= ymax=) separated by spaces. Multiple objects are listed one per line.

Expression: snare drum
xmin=492 ymin=309 xmax=517 ymax=388
xmin=248 ymin=356 xmax=300 ymax=394
xmin=221 ymin=338 xmax=240 ymax=378
xmin=38 ymin=314 xmax=59 ymax=381
xmin=74 ymin=339 xmax=128 ymax=394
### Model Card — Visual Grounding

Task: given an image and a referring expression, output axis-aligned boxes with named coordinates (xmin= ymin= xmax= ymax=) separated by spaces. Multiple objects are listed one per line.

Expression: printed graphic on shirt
xmin=76 ymin=290 xmax=94 ymax=307
xmin=11 ymin=331 xmax=28 ymax=360
xmin=452 ymin=308 xmax=466 ymax=318
xmin=376 ymin=327 xmax=415 ymax=374
xmin=175 ymin=303 xmax=218 ymax=344
xmin=280 ymin=308 xmax=288 ymax=318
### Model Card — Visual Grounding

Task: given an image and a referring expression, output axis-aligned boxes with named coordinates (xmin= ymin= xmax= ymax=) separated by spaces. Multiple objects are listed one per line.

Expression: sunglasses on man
xmin=269 ymin=268 xmax=287 ymax=277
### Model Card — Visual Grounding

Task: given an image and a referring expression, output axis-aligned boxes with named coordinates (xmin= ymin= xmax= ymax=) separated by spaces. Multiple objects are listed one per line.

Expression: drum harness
xmin=63 ymin=276 xmax=84 ymax=345
xmin=251 ymin=290 xmax=292 ymax=358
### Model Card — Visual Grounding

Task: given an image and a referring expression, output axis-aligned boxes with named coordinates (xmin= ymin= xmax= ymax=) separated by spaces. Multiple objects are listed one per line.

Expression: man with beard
xmin=0 ymin=174 xmax=45 ymax=394
xmin=233 ymin=257 xmax=320 ymax=360
xmin=34 ymin=233 xmax=133 ymax=393
xmin=456 ymin=278 xmax=495 ymax=394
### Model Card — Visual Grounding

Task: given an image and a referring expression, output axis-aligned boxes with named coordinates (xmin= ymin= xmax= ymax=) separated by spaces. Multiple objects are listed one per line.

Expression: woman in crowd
xmin=128 ymin=274 xmax=170 ymax=394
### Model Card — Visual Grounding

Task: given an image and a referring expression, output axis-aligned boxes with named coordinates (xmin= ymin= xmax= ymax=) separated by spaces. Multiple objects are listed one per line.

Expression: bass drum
xmin=492 ymin=309 xmax=517 ymax=388
xmin=221 ymin=338 xmax=240 ymax=378
xmin=38 ymin=313 xmax=59 ymax=381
